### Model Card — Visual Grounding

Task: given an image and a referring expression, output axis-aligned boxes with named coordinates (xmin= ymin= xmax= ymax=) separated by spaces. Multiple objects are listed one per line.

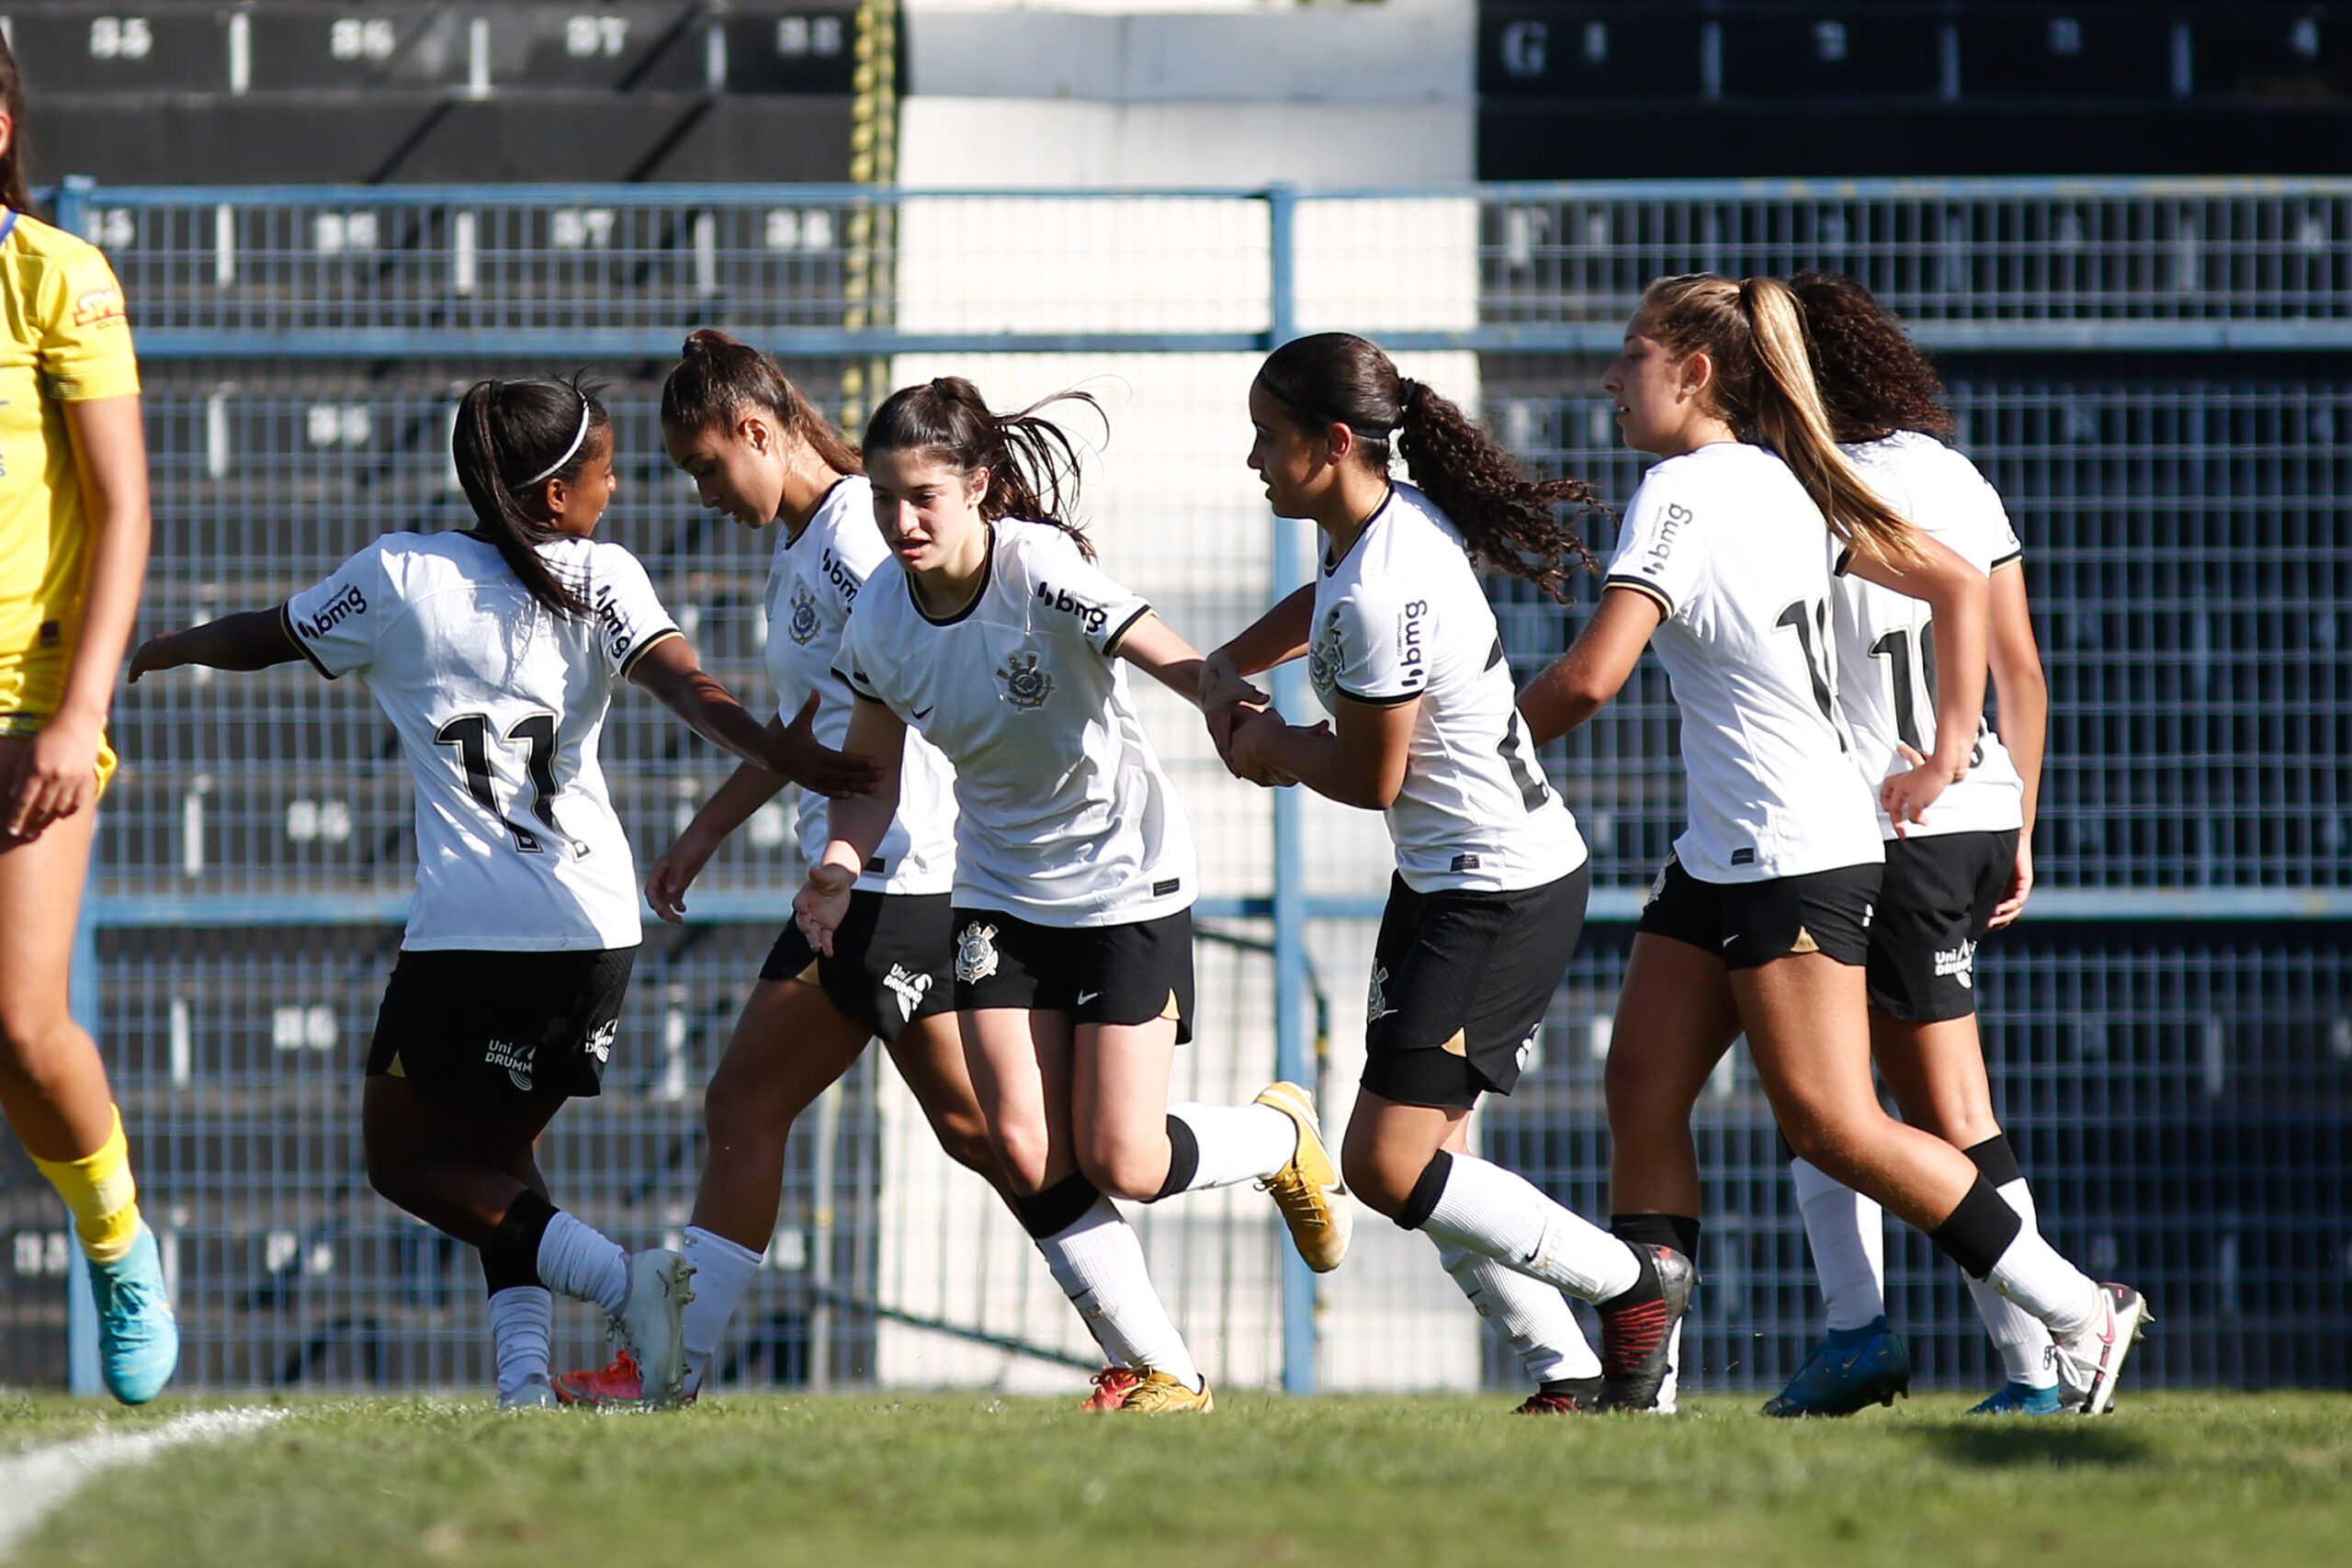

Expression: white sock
xmin=1035 ymin=1195 xmax=1202 ymax=1391
xmin=488 ymin=1285 xmax=552 ymax=1399
xmin=1419 ymin=1154 xmax=1641 ymax=1304
xmin=680 ymin=1225 xmax=764 ymax=1396
xmin=1792 ymin=1157 xmax=1886 ymax=1331
xmin=1164 ymin=1102 xmax=1296 ymax=1192
xmin=1985 ymin=1223 xmax=2101 ymax=1337
xmin=1658 ymin=1319 xmax=1685 ymax=1410
xmin=1435 ymin=1241 xmax=1600 ymax=1383
xmin=537 ymin=1211 xmax=629 ymax=1315
xmin=1969 ymin=1179 xmax=2060 ymax=1387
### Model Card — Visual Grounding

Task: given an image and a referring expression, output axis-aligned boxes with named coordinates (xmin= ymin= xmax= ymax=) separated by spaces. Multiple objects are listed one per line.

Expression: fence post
xmin=66 ymin=903 xmax=100 ymax=1396
xmin=1263 ymin=185 xmax=1317 ymax=1396
xmin=54 ymin=175 xmax=95 ymax=241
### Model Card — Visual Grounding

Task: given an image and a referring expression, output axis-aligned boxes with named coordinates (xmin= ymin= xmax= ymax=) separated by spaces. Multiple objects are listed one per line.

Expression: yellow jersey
xmin=0 ymin=206 xmax=141 ymax=732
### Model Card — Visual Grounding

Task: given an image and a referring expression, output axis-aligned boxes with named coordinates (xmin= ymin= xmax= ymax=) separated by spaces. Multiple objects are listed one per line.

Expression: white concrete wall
xmin=872 ymin=0 xmax=1498 ymax=1395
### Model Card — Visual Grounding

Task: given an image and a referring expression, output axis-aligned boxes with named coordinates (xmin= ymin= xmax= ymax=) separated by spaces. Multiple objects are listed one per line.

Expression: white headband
xmin=525 ymin=398 xmax=593 ymax=485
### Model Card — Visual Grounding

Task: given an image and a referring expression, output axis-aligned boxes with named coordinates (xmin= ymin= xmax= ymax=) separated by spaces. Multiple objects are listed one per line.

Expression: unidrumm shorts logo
xmin=485 ymin=1038 xmax=537 ymax=1091
xmin=956 ymin=922 xmax=1001 ymax=983
xmin=884 ymin=964 xmax=933 ymax=1021
xmin=584 ymin=1019 xmax=617 ymax=1064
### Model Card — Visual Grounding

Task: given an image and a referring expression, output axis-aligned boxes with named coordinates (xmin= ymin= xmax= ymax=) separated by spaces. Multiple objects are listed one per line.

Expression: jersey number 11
xmin=435 ymin=711 xmax=565 ymax=854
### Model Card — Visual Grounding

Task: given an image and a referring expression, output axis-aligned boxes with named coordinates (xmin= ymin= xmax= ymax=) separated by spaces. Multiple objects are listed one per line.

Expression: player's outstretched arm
xmin=1984 ymin=560 xmax=2047 ymax=928
xmin=1111 ymin=612 xmax=1208 ymax=710
xmin=1226 ymin=694 xmax=1413 ymax=811
xmin=796 ymin=697 xmax=905 ymax=955
xmin=1847 ymin=534 xmax=1990 ymax=830
xmin=1516 ymin=585 xmax=1661 ymax=746
xmin=129 ymin=607 xmax=305 ymax=681
xmin=629 ymin=636 xmax=881 ymax=798
xmin=644 ymin=699 xmax=808 ymax=925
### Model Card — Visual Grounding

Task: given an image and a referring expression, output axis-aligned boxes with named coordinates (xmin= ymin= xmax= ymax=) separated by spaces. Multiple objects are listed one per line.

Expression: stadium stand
xmin=8 ymin=2 xmax=863 ymax=182
xmin=1480 ymin=2 xmax=2352 ymax=178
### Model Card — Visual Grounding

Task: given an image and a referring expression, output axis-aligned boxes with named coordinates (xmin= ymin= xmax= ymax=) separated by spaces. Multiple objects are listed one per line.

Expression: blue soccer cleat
xmin=1968 ymin=1380 xmax=2067 ymax=1416
xmin=1760 ymin=1316 xmax=1912 ymax=1417
xmin=87 ymin=1223 xmax=179 ymax=1404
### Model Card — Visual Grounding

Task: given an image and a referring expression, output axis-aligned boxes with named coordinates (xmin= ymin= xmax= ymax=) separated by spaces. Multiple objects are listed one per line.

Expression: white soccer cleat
xmin=2052 ymin=1282 xmax=2150 ymax=1416
xmin=615 ymin=1249 xmax=696 ymax=1409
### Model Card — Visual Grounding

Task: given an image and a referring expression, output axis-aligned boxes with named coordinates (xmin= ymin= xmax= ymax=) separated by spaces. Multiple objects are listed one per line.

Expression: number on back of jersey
xmin=434 ymin=709 xmax=575 ymax=855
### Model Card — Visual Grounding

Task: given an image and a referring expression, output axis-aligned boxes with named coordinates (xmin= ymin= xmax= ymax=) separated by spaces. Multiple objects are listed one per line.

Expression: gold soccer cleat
xmin=1252 ymin=1081 xmax=1354 ymax=1273
xmin=1116 ymin=1370 xmax=1216 ymax=1413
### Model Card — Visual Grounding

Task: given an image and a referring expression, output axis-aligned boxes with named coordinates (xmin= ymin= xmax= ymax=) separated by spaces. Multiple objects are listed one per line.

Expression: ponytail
xmin=1639 ymin=274 xmax=1928 ymax=567
xmin=1255 ymin=333 xmax=1603 ymax=602
xmin=662 ymin=327 xmax=863 ymax=477
xmin=863 ymin=377 xmax=1100 ymax=559
xmin=451 ymin=374 xmax=608 ymax=618
xmin=0 ymin=33 xmax=40 ymax=217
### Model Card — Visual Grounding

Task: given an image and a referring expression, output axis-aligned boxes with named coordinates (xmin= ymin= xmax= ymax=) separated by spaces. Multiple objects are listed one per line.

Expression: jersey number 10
xmin=435 ymin=711 xmax=565 ymax=854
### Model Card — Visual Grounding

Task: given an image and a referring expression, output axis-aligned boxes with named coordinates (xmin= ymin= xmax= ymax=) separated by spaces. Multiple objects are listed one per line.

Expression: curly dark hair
xmin=1788 ymin=272 xmax=1955 ymax=445
xmin=1254 ymin=333 xmax=1605 ymax=603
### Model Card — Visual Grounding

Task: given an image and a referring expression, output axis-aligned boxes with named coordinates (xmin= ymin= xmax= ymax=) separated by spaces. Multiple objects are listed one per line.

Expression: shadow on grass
xmin=1912 ymin=1423 xmax=2154 ymax=1470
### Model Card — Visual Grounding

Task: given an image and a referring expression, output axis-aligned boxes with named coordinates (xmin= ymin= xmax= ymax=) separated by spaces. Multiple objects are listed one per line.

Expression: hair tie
xmin=525 ymin=396 xmax=592 ymax=486
xmin=1393 ymin=378 xmax=1419 ymax=427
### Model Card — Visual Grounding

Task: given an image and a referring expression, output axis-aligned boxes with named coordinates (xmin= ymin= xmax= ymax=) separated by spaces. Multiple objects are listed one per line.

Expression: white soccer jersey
xmin=284 ymin=531 xmax=679 ymax=951
xmin=836 ymin=522 xmax=1195 ymax=928
xmin=1307 ymin=483 xmax=1588 ymax=894
xmin=1833 ymin=432 xmax=2029 ymax=840
xmin=763 ymin=476 xmax=956 ymax=894
xmin=1604 ymin=442 xmax=1883 ymax=884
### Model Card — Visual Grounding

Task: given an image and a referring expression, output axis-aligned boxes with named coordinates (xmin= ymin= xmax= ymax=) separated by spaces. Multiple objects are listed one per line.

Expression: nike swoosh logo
xmin=1721 ymin=936 xmax=1737 ymax=948
xmin=1076 ymin=989 xmax=1102 ymax=1005
xmin=911 ymin=705 xmax=933 ymax=719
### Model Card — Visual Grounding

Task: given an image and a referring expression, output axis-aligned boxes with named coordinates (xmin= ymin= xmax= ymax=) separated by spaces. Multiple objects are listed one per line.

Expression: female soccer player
xmin=796 ymin=376 xmax=1347 ymax=1412
xmin=552 ymin=331 xmax=998 ymax=1405
xmin=1760 ymin=273 xmax=2065 ymax=1418
xmin=1204 ymin=333 xmax=1646 ymax=1413
xmin=1517 ymin=274 xmax=2145 ymax=1416
xmin=130 ymin=376 xmax=876 ymax=1409
xmin=0 ymin=39 xmax=175 ymax=1404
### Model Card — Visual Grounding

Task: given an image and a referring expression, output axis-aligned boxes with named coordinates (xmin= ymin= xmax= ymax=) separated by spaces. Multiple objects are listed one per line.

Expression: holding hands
xmin=1197 ymin=649 xmax=1298 ymax=788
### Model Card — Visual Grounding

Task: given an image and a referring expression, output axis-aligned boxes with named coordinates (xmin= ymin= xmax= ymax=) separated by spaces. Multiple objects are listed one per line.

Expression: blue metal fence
xmin=0 ymin=178 xmax=2340 ymax=1395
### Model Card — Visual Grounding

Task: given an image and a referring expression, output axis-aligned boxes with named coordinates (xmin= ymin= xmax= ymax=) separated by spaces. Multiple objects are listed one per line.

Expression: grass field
xmin=5 ymin=1390 xmax=2347 ymax=1568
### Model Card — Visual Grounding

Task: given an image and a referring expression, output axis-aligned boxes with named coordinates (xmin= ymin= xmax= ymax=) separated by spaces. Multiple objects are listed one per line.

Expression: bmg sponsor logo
xmin=294 ymin=581 xmax=368 ymax=639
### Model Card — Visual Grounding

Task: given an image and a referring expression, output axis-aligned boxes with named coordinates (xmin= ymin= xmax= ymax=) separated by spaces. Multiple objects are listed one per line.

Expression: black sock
xmin=1597 ymin=1240 xmax=1661 ymax=1313
xmin=1011 ymin=1170 xmax=1102 ymax=1240
xmin=1394 ymin=1150 xmax=1453 ymax=1232
xmin=483 ymin=1189 xmax=558 ymax=1293
xmin=1611 ymin=1211 xmax=1701 ymax=1265
xmin=1963 ymin=1133 xmax=2023 ymax=1189
xmin=1152 ymin=1114 xmax=1201 ymax=1201
xmin=1928 ymin=1176 xmax=2024 ymax=1280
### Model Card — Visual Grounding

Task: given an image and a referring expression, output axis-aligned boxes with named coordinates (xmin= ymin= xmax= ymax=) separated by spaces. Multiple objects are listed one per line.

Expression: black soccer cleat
xmin=1513 ymin=1376 xmax=1605 ymax=1415
xmin=1595 ymin=1244 xmax=1696 ymax=1412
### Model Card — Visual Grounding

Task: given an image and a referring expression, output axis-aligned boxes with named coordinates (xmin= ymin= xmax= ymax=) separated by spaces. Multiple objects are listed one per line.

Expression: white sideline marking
xmin=0 ymin=1407 xmax=287 ymax=1559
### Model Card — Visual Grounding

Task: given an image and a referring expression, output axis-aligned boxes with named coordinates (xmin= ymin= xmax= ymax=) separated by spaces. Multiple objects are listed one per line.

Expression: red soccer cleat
xmin=553 ymin=1349 xmax=647 ymax=1407
xmin=1081 ymin=1366 xmax=1142 ymax=1410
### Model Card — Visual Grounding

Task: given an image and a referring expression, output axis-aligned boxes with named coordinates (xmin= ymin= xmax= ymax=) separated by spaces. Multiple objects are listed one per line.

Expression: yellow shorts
xmin=0 ymin=711 xmax=119 ymax=794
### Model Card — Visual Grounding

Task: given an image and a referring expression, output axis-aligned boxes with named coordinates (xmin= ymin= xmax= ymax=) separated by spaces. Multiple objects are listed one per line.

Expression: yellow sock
xmin=30 ymin=1106 xmax=142 ymax=1265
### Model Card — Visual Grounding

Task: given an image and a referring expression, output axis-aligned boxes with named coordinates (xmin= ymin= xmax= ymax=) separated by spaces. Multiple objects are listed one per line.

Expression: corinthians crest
xmin=996 ymin=651 xmax=1053 ymax=711
xmin=1307 ymin=608 xmax=1342 ymax=699
xmin=956 ymin=921 xmax=1001 ymax=983
xmin=786 ymin=581 xmax=821 ymax=645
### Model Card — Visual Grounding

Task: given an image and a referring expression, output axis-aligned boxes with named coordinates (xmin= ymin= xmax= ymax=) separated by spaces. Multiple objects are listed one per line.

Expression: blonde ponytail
xmin=1640 ymin=274 xmax=1928 ymax=566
